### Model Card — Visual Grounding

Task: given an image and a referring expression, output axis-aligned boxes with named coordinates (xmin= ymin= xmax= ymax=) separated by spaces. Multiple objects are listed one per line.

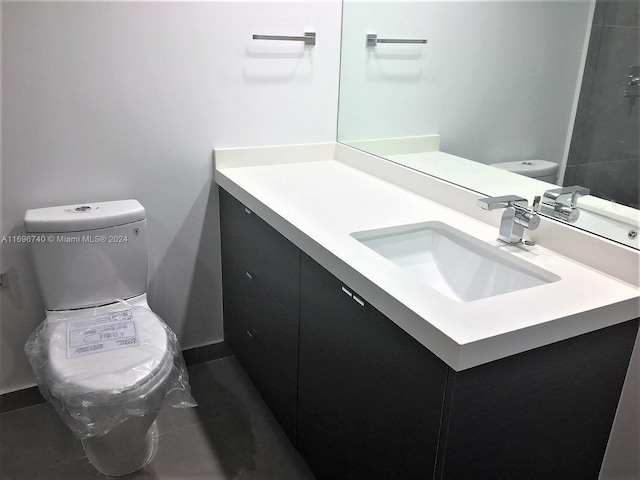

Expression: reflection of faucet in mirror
xmin=477 ymin=195 xmax=540 ymax=245
xmin=541 ymin=186 xmax=590 ymax=224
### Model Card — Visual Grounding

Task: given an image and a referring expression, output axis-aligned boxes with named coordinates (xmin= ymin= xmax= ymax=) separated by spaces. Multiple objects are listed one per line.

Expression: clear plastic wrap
xmin=24 ymin=301 xmax=196 ymax=440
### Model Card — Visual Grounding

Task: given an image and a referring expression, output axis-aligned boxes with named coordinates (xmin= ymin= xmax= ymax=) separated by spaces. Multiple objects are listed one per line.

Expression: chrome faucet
xmin=477 ymin=195 xmax=541 ymax=244
xmin=541 ymin=185 xmax=590 ymax=223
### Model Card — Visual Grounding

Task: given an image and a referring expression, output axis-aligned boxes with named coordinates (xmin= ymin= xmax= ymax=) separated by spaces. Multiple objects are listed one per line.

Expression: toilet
xmin=23 ymin=200 xmax=194 ymax=476
xmin=491 ymin=159 xmax=559 ymax=184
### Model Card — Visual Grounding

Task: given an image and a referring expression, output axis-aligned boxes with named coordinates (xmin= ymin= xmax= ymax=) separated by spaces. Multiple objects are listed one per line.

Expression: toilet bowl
xmin=24 ymin=200 xmax=195 ymax=476
xmin=491 ymin=159 xmax=559 ymax=184
xmin=44 ymin=299 xmax=173 ymax=475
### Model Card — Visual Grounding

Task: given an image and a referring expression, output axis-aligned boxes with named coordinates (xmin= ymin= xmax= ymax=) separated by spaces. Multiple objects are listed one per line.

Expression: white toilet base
xmin=82 ymin=414 xmax=159 ymax=476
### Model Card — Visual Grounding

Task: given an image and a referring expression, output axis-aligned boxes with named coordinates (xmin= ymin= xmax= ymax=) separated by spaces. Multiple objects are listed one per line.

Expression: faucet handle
xmin=543 ymin=185 xmax=590 ymax=207
xmin=477 ymin=195 xmax=528 ymax=211
xmin=514 ymin=205 xmax=541 ymax=231
xmin=532 ymin=195 xmax=541 ymax=212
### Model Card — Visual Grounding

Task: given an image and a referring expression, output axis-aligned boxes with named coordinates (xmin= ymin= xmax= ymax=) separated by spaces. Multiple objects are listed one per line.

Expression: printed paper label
xmin=67 ymin=309 xmax=140 ymax=358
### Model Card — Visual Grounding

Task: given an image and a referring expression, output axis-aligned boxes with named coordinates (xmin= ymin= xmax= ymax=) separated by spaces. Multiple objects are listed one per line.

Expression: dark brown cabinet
xmin=219 ymin=187 xmax=638 ymax=480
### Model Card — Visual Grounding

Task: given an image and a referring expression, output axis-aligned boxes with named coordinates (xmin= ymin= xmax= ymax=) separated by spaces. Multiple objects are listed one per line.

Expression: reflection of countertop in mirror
xmin=215 ymin=143 xmax=640 ymax=371
xmin=576 ymin=196 xmax=639 ymax=228
xmin=387 ymin=150 xmax=533 ymax=194
xmin=385 ymin=150 xmax=640 ymax=249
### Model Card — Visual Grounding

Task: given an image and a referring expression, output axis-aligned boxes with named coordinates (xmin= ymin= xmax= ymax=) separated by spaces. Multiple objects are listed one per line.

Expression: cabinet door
xmin=438 ymin=318 xmax=639 ymax=479
xmin=299 ymin=253 xmax=449 ymax=480
xmin=298 ymin=256 xmax=353 ymax=480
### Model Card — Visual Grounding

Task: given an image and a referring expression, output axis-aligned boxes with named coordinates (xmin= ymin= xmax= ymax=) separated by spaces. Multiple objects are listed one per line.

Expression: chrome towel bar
xmin=252 ymin=32 xmax=316 ymax=46
xmin=366 ymin=34 xmax=427 ymax=47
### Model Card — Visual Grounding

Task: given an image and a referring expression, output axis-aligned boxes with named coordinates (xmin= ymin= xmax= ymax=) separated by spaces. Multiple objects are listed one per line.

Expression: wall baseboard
xmin=182 ymin=341 xmax=233 ymax=367
xmin=0 ymin=341 xmax=232 ymax=414
xmin=0 ymin=386 xmax=45 ymax=414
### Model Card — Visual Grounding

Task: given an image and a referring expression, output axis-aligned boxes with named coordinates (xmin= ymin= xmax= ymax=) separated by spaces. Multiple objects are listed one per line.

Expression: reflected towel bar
xmin=366 ymin=34 xmax=427 ymax=47
xmin=252 ymin=32 xmax=316 ymax=46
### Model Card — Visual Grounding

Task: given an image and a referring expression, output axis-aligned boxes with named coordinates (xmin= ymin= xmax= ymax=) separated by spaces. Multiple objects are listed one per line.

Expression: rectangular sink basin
xmin=352 ymin=221 xmax=560 ymax=302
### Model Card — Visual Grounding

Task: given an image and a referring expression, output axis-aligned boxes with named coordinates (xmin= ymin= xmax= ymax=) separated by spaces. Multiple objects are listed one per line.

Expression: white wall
xmin=338 ymin=0 xmax=591 ymax=166
xmin=0 ymin=1 xmax=341 ymax=394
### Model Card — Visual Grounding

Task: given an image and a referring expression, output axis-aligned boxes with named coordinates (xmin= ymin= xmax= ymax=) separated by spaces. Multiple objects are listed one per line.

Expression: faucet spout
xmin=477 ymin=195 xmax=540 ymax=245
xmin=477 ymin=194 xmax=527 ymax=211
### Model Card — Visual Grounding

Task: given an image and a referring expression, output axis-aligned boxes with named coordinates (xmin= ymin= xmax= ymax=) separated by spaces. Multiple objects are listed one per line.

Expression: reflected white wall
xmin=339 ymin=1 xmax=592 ymax=167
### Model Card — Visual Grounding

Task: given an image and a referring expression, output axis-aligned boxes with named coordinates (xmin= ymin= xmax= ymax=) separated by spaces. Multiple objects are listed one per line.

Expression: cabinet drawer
xmin=222 ymin=263 xmax=298 ymax=443
xmin=219 ymin=188 xmax=300 ymax=318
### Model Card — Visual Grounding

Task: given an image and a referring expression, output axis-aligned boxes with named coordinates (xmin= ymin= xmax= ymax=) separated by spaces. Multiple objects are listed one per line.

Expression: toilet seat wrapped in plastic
xmin=24 ymin=301 xmax=196 ymax=440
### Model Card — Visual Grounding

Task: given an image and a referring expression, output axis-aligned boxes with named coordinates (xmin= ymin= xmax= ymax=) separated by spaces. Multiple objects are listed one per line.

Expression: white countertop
xmin=215 ymin=149 xmax=640 ymax=371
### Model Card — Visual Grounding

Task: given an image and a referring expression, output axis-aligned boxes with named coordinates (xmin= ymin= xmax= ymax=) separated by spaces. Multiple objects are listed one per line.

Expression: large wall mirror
xmin=337 ymin=0 xmax=640 ymax=250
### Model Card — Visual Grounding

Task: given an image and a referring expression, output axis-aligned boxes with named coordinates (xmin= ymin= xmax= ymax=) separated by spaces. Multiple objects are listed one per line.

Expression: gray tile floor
xmin=0 ymin=357 xmax=316 ymax=479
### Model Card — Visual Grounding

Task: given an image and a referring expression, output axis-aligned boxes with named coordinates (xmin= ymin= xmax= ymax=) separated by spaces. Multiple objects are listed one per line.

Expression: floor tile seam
xmin=157 ymin=400 xmax=268 ymax=439
xmin=4 ymin=452 xmax=88 ymax=477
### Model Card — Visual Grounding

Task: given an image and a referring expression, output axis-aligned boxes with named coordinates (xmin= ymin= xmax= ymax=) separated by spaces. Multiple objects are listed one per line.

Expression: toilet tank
xmin=24 ymin=200 xmax=148 ymax=311
xmin=491 ymin=160 xmax=559 ymax=184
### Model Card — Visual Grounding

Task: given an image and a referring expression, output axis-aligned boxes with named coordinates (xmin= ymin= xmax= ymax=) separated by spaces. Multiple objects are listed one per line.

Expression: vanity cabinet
xmin=297 ymin=253 xmax=637 ymax=480
xmin=219 ymin=187 xmax=638 ymax=479
xmin=219 ymin=189 xmax=299 ymax=442
xmin=297 ymin=253 xmax=448 ymax=480
xmin=435 ymin=318 xmax=638 ymax=479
